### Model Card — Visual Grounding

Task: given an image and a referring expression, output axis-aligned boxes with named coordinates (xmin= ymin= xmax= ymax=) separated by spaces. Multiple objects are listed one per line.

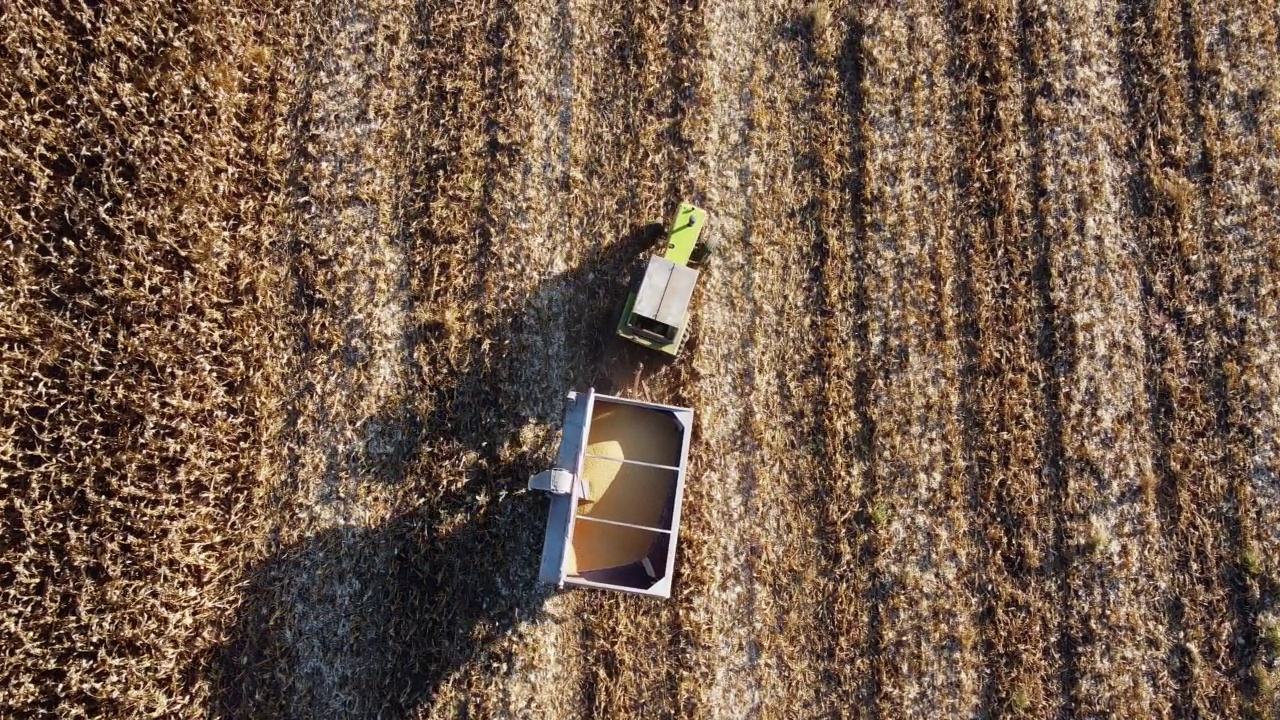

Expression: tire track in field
xmin=1195 ymin=0 xmax=1280 ymax=711
xmin=1119 ymin=0 xmax=1244 ymax=712
xmin=853 ymin=0 xmax=982 ymax=714
xmin=726 ymin=9 xmax=831 ymax=716
xmin=796 ymin=7 xmax=882 ymax=715
xmin=952 ymin=0 xmax=1063 ymax=714
xmin=1027 ymin=0 xmax=1173 ymax=714
xmin=1016 ymin=2 xmax=1082 ymax=712
xmin=675 ymin=0 xmax=776 ymax=715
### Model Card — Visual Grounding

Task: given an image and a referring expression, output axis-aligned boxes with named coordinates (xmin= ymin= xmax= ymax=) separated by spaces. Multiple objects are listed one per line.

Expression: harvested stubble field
xmin=3 ymin=0 xmax=1280 ymax=717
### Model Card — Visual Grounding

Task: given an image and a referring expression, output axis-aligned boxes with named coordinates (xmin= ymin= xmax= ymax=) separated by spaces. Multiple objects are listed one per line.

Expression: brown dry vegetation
xmin=2 ymin=0 xmax=1279 ymax=717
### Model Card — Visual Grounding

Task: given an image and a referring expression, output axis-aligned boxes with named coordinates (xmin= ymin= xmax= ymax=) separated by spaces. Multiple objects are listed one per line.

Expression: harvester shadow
xmin=371 ymin=218 xmax=680 ymax=489
xmin=421 ymin=218 xmax=683 ymax=441
xmin=206 ymin=221 xmax=680 ymax=718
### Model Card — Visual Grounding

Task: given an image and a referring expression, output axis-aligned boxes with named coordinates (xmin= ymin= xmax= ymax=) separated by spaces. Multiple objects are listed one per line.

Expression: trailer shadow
xmin=203 ymin=221 xmax=685 ymax=718
xmin=206 ymin=484 xmax=554 ymax=718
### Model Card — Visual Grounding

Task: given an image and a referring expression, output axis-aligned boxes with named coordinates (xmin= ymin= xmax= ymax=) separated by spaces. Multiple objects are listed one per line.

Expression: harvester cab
xmin=616 ymin=203 xmax=715 ymax=357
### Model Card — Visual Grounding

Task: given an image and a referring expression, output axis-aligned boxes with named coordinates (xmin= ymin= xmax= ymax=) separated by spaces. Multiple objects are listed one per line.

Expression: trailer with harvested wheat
xmin=528 ymin=389 xmax=693 ymax=598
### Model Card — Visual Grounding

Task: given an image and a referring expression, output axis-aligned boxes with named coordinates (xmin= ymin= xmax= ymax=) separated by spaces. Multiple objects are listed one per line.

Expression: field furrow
xmin=0 ymin=3 xmax=288 ymax=715
xmin=1120 ymin=0 xmax=1246 ymax=712
xmin=795 ymin=4 xmax=880 ymax=714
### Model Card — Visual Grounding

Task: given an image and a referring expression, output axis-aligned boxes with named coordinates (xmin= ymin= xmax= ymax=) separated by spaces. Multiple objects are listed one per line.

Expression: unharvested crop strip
xmin=0 ymin=0 xmax=293 ymax=715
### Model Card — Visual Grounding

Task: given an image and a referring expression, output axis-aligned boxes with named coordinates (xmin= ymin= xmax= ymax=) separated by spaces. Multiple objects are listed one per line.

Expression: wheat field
xmin=2 ymin=0 xmax=1279 ymax=717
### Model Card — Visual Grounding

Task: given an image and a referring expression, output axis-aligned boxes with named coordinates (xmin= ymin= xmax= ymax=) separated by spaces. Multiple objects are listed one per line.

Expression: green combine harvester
xmin=616 ymin=203 xmax=716 ymax=357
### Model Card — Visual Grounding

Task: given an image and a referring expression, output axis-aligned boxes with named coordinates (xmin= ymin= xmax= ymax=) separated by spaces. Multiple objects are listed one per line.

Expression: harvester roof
xmin=633 ymin=256 xmax=699 ymax=328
